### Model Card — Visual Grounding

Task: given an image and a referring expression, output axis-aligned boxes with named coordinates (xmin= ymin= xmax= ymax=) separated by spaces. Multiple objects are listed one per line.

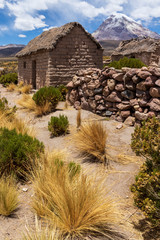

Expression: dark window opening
xmin=23 ymin=62 xmax=26 ymax=69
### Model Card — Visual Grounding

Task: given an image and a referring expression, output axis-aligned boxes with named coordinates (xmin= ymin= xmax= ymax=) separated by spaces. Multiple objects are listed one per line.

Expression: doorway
xmin=32 ymin=60 xmax=36 ymax=89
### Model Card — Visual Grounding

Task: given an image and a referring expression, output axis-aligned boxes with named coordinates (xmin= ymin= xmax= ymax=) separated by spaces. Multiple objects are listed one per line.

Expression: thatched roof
xmin=112 ymin=37 xmax=160 ymax=57
xmin=16 ymin=22 xmax=102 ymax=57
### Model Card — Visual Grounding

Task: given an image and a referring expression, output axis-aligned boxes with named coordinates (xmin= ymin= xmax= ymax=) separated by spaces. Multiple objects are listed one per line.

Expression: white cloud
xmin=18 ymin=34 xmax=26 ymax=38
xmin=0 ymin=25 xmax=8 ymax=31
xmin=4 ymin=0 xmax=160 ymax=32
xmin=43 ymin=26 xmax=57 ymax=31
xmin=0 ymin=0 xmax=5 ymax=8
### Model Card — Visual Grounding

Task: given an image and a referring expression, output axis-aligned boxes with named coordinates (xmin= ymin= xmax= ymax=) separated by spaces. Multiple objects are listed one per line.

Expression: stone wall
xmin=67 ymin=66 xmax=160 ymax=126
xmin=18 ymin=51 xmax=50 ymax=89
xmin=48 ymin=26 xmax=103 ymax=86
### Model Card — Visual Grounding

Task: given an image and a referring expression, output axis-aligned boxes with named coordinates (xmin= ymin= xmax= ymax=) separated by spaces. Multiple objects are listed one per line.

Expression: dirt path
xmin=0 ymin=86 xmax=156 ymax=240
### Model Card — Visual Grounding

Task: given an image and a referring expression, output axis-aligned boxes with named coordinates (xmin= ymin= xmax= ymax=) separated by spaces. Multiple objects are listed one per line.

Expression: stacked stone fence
xmin=66 ymin=66 xmax=160 ymax=126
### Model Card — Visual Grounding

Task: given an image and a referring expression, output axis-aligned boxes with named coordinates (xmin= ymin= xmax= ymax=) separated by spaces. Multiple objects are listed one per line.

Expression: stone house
xmin=111 ymin=37 xmax=160 ymax=67
xmin=16 ymin=22 xmax=103 ymax=89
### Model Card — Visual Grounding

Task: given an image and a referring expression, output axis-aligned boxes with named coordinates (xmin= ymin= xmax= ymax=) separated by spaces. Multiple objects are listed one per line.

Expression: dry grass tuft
xmin=17 ymin=94 xmax=51 ymax=116
xmin=0 ymin=176 xmax=19 ymax=216
xmin=19 ymin=84 xmax=32 ymax=94
xmin=0 ymin=111 xmax=35 ymax=137
xmin=17 ymin=94 xmax=37 ymax=111
xmin=72 ymin=121 xmax=108 ymax=164
xmin=31 ymin=151 xmax=124 ymax=239
xmin=23 ymin=217 xmax=63 ymax=240
xmin=76 ymin=109 xmax=81 ymax=129
xmin=7 ymin=83 xmax=17 ymax=92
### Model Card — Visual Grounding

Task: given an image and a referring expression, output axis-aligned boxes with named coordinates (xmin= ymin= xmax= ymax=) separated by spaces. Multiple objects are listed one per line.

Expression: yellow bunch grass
xmin=72 ymin=121 xmax=108 ymax=164
xmin=76 ymin=109 xmax=81 ymax=129
xmin=7 ymin=83 xmax=17 ymax=92
xmin=17 ymin=94 xmax=51 ymax=116
xmin=17 ymin=94 xmax=37 ymax=111
xmin=0 ymin=111 xmax=35 ymax=137
xmin=19 ymin=84 xmax=32 ymax=94
xmin=32 ymin=151 xmax=123 ymax=239
xmin=23 ymin=217 xmax=63 ymax=240
xmin=0 ymin=176 xmax=19 ymax=216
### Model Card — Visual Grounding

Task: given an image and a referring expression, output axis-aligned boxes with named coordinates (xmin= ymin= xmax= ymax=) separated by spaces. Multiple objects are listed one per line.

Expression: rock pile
xmin=67 ymin=66 xmax=160 ymax=125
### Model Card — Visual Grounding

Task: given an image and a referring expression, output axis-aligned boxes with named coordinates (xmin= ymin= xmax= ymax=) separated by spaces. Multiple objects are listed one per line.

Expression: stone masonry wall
xmin=18 ymin=51 xmax=50 ymax=89
xmin=67 ymin=66 xmax=160 ymax=126
xmin=48 ymin=26 xmax=103 ymax=86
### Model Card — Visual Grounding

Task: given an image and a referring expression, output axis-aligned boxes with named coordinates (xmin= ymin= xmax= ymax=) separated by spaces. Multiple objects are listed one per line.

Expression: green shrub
xmin=131 ymin=117 xmax=160 ymax=165
xmin=48 ymin=115 xmax=69 ymax=137
xmin=0 ymin=97 xmax=8 ymax=111
xmin=131 ymin=117 xmax=160 ymax=226
xmin=32 ymin=86 xmax=61 ymax=111
xmin=57 ymin=85 xmax=68 ymax=101
xmin=131 ymin=163 xmax=160 ymax=225
xmin=0 ymin=127 xmax=44 ymax=180
xmin=0 ymin=73 xmax=18 ymax=87
xmin=109 ymin=57 xmax=146 ymax=69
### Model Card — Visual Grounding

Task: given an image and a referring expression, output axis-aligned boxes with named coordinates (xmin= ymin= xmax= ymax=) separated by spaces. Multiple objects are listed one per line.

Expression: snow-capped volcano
xmin=92 ymin=13 xmax=160 ymax=41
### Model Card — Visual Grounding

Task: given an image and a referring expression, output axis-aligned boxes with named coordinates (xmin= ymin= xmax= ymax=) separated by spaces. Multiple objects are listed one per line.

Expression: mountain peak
xmin=92 ymin=13 xmax=160 ymax=41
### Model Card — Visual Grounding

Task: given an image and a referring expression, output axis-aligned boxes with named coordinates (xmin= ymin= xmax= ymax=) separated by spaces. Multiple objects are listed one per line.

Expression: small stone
xmin=136 ymin=90 xmax=145 ymax=98
xmin=116 ymin=103 xmax=131 ymax=110
xmin=124 ymin=116 xmax=135 ymax=126
xmin=121 ymin=90 xmax=135 ymax=100
xmin=94 ymin=87 xmax=103 ymax=94
xmin=137 ymin=70 xmax=151 ymax=79
xmin=106 ymin=110 xmax=112 ymax=116
xmin=106 ymin=91 xmax=122 ymax=102
xmin=115 ymin=83 xmax=125 ymax=91
xmin=107 ymin=79 xmax=116 ymax=90
xmin=126 ymin=81 xmax=136 ymax=91
xmin=148 ymin=98 xmax=160 ymax=111
xmin=96 ymin=104 xmax=105 ymax=111
xmin=132 ymin=75 xmax=140 ymax=84
xmin=95 ymin=95 xmax=102 ymax=101
xmin=149 ymin=87 xmax=160 ymax=97
xmin=145 ymin=75 xmax=157 ymax=87
xmin=66 ymin=81 xmax=74 ymax=88
xmin=22 ymin=188 xmax=28 ymax=192
xmin=116 ymin=123 xmax=123 ymax=129
xmin=155 ymin=79 xmax=160 ymax=87
xmin=130 ymin=99 xmax=138 ymax=106
xmin=74 ymin=101 xmax=81 ymax=109
xmin=103 ymin=86 xmax=110 ymax=97
xmin=136 ymin=81 xmax=147 ymax=91
xmin=112 ymin=73 xmax=124 ymax=81
xmin=135 ymin=111 xmax=148 ymax=121
xmin=121 ymin=110 xmax=130 ymax=118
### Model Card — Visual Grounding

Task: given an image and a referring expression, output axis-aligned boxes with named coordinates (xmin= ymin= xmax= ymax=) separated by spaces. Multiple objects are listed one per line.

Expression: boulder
xmin=124 ymin=116 xmax=135 ymax=126
xmin=121 ymin=111 xmax=130 ymax=118
xmin=115 ymin=83 xmax=125 ymax=91
xmin=135 ymin=111 xmax=148 ymax=121
xmin=103 ymin=86 xmax=110 ymax=97
xmin=149 ymin=87 xmax=160 ymax=97
xmin=155 ymin=79 xmax=160 ymax=87
xmin=148 ymin=98 xmax=160 ymax=111
xmin=107 ymin=79 xmax=116 ymax=90
xmin=121 ymin=90 xmax=135 ymax=99
xmin=136 ymin=81 xmax=147 ymax=91
xmin=145 ymin=75 xmax=157 ymax=87
xmin=137 ymin=70 xmax=151 ymax=79
xmin=106 ymin=91 xmax=122 ymax=102
xmin=112 ymin=73 xmax=124 ymax=81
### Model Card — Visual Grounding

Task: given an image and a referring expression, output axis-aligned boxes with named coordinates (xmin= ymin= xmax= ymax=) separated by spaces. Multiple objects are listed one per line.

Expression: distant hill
xmin=99 ymin=40 xmax=121 ymax=56
xmin=0 ymin=44 xmax=25 ymax=58
xmin=93 ymin=13 xmax=160 ymax=41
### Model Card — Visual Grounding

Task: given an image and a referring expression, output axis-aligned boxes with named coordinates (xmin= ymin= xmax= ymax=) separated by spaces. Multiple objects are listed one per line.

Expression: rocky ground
xmin=0 ymin=86 xmax=159 ymax=240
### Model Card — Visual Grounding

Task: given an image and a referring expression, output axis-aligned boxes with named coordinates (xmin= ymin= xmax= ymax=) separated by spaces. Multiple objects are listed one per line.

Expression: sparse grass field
xmin=0 ymin=84 xmax=158 ymax=240
xmin=0 ymin=58 xmax=18 ymax=73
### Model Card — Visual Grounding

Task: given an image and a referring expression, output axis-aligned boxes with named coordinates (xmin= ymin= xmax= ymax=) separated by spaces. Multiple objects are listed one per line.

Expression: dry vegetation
xmin=7 ymin=81 xmax=32 ymax=94
xmin=72 ymin=121 xmax=108 ymax=164
xmin=31 ymin=150 xmax=124 ymax=240
xmin=17 ymin=94 xmax=51 ymax=116
xmin=0 ymin=176 xmax=19 ymax=216
xmin=0 ymin=111 xmax=35 ymax=137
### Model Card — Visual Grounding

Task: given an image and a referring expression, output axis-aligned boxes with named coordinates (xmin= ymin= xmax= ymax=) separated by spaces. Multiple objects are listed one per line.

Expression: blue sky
xmin=0 ymin=0 xmax=160 ymax=45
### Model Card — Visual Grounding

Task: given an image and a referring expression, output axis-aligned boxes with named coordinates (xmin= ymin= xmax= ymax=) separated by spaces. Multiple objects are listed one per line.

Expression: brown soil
xmin=0 ymin=86 xmax=159 ymax=240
